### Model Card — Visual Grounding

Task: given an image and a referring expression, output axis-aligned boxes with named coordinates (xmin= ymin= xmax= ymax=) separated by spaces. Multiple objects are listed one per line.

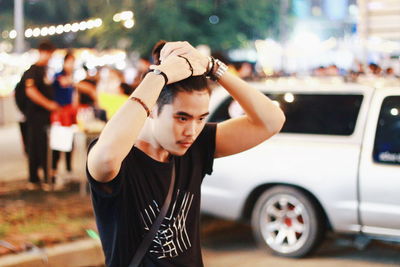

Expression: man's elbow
xmin=265 ymin=110 xmax=286 ymax=136
xmin=88 ymin=147 xmax=120 ymax=182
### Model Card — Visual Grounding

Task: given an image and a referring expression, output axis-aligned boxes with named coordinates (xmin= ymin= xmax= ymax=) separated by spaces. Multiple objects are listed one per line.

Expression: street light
xmin=123 ymin=19 xmax=135 ymax=29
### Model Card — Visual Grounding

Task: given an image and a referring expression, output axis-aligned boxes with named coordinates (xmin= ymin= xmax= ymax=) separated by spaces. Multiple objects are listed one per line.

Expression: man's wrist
xmin=146 ymin=69 xmax=168 ymax=86
xmin=209 ymin=59 xmax=228 ymax=81
xmin=205 ymin=57 xmax=214 ymax=77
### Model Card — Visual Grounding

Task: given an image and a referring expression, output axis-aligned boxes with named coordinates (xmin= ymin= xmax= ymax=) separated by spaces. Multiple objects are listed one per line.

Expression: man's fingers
xmin=160 ymin=41 xmax=193 ymax=62
xmin=160 ymin=42 xmax=184 ymax=61
xmin=167 ymin=47 xmax=190 ymax=59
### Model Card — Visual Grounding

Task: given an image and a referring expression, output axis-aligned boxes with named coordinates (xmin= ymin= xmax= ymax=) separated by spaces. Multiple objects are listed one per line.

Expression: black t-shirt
xmin=24 ymin=64 xmax=54 ymax=116
xmin=87 ymin=123 xmax=217 ymax=267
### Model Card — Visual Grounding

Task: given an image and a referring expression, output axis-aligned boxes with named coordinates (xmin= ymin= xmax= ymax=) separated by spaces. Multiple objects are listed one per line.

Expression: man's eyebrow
xmin=174 ymin=111 xmax=210 ymax=118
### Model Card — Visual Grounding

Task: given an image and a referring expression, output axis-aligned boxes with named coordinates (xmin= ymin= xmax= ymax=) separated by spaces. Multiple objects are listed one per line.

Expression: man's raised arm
xmin=214 ymin=71 xmax=286 ymax=158
xmin=159 ymin=41 xmax=285 ymax=158
xmin=87 ymin=54 xmax=205 ymax=182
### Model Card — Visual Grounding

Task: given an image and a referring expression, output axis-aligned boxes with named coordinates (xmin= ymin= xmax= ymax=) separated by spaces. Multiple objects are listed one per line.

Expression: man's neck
xmin=135 ymin=121 xmax=171 ymax=163
xmin=135 ymin=139 xmax=171 ymax=163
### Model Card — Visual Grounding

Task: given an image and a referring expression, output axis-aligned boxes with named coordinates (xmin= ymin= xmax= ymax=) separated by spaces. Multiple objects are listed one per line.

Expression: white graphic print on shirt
xmin=140 ymin=189 xmax=194 ymax=259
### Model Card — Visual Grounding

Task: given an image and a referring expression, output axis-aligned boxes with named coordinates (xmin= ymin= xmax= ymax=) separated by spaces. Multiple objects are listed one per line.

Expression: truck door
xmin=359 ymin=89 xmax=400 ymax=236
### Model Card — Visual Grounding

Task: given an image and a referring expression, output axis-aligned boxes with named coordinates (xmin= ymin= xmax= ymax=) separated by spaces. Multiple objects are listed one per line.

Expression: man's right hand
xmin=149 ymin=55 xmax=193 ymax=84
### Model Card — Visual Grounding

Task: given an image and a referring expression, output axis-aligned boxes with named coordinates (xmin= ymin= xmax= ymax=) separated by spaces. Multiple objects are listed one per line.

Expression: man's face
xmin=39 ymin=50 xmax=54 ymax=65
xmin=152 ymin=90 xmax=210 ymax=156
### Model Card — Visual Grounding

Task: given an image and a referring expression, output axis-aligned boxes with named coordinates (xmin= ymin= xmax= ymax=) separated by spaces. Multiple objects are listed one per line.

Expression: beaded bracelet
xmin=129 ymin=97 xmax=150 ymax=117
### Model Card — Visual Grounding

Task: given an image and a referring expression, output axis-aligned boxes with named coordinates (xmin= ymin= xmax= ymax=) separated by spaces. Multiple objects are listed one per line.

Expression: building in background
xmin=292 ymin=0 xmax=358 ymax=40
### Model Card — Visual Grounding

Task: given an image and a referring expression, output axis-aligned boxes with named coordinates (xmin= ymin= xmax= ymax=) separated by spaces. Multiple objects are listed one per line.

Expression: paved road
xmin=2 ymin=124 xmax=400 ymax=267
xmin=200 ymin=216 xmax=400 ymax=267
xmin=0 ymin=124 xmax=27 ymax=183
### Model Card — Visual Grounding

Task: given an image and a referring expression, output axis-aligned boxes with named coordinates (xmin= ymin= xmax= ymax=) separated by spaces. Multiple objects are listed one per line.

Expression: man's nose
xmin=184 ymin=121 xmax=196 ymax=136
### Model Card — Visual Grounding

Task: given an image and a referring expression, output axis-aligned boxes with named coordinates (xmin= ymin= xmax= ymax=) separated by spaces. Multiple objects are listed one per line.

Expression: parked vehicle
xmin=202 ymin=79 xmax=400 ymax=257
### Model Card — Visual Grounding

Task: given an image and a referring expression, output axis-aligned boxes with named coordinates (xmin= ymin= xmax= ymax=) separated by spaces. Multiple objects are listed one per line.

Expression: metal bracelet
xmin=210 ymin=59 xmax=228 ymax=81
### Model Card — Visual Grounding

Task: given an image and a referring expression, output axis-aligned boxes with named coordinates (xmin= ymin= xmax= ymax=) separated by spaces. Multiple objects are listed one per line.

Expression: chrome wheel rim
xmin=259 ymin=193 xmax=310 ymax=254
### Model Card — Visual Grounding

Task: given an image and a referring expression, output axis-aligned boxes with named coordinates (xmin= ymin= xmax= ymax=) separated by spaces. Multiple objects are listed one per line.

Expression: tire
xmin=251 ymin=185 xmax=326 ymax=258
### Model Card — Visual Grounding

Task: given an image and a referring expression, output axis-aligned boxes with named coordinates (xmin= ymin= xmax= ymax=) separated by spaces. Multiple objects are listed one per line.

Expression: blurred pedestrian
xmin=24 ymin=40 xmax=59 ymax=190
xmin=76 ymin=65 xmax=107 ymax=122
xmin=51 ymin=51 xmax=76 ymax=187
xmin=131 ymin=56 xmax=151 ymax=89
xmin=368 ymin=63 xmax=382 ymax=76
xmin=76 ymin=64 xmax=98 ymax=107
xmin=119 ymin=82 xmax=134 ymax=96
xmin=87 ymin=40 xmax=285 ymax=267
xmin=385 ymin=67 xmax=397 ymax=78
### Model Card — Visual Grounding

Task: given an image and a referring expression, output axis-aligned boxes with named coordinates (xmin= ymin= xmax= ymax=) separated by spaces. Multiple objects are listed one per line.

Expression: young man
xmin=23 ymin=41 xmax=59 ymax=190
xmin=87 ymin=41 xmax=285 ymax=267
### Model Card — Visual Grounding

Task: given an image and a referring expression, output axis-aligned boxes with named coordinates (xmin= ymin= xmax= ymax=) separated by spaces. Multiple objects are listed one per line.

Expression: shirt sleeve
xmin=24 ymin=67 xmax=37 ymax=84
xmin=86 ymin=138 xmax=124 ymax=198
xmin=196 ymin=123 xmax=217 ymax=176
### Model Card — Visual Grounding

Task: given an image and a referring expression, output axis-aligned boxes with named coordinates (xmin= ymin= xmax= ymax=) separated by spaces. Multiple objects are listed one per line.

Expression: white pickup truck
xmin=201 ymin=79 xmax=400 ymax=257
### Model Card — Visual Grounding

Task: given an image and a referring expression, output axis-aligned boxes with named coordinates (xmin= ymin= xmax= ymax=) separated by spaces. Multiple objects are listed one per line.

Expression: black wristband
xmin=147 ymin=69 xmax=168 ymax=86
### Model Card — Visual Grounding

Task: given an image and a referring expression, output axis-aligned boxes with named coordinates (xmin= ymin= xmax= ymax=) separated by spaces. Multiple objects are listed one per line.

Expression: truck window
xmin=209 ymin=93 xmax=363 ymax=136
xmin=373 ymin=96 xmax=400 ymax=165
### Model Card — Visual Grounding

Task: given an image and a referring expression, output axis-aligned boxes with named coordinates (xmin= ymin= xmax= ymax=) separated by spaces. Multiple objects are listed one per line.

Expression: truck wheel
xmin=251 ymin=186 xmax=325 ymax=258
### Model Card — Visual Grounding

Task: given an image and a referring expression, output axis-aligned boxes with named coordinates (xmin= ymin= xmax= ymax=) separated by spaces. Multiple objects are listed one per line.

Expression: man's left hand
xmin=159 ymin=41 xmax=209 ymax=76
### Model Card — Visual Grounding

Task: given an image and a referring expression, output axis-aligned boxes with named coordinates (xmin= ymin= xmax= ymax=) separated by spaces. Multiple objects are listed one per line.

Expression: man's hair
xmin=152 ymin=40 xmax=210 ymax=115
xmin=38 ymin=40 xmax=56 ymax=52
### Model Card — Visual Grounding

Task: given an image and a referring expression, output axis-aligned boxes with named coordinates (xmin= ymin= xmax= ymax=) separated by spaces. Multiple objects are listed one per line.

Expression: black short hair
xmin=151 ymin=40 xmax=210 ymax=115
xmin=38 ymin=40 xmax=56 ymax=52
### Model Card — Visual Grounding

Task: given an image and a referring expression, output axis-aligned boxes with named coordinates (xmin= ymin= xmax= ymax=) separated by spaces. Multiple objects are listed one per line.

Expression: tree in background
xmin=0 ymin=0 xmax=280 ymax=56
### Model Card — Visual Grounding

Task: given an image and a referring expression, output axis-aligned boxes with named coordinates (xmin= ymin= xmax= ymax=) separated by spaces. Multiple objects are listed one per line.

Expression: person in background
xmin=113 ymin=68 xmax=135 ymax=96
xmin=237 ymin=61 xmax=255 ymax=80
xmin=76 ymin=65 xmax=98 ymax=107
xmin=51 ymin=51 xmax=76 ymax=187
xmin=131 ymin=56 xmax=151 ymax=89
xmin=385 ymin=67 xmax=398 ymax=78
xmin=76 ymin=65 xmax=107 ymax=122
xmin=24 ymin=40 xmax=59 ymax=190
xmin=368 ymin=63 xmax=382 ymax=76
xmin=120 ymin=82 xmax=135 ymax=96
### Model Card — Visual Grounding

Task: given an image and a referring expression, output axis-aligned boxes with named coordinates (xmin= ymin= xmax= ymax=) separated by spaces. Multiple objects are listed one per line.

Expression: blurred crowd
xmin=189 ymin=55 xmax=400 ymax=84
xmin=14 ymin=39 xmax=400 ymax=191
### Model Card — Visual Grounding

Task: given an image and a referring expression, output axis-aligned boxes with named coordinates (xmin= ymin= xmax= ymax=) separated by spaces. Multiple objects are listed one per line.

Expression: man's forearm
xmin=218 ymin=72 xmax=285 ymax=134
xmin=88 ymin=73 xmax=165 ymax=181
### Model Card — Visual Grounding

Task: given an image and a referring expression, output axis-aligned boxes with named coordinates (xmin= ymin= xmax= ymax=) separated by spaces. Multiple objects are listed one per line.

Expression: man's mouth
xmin=177 ymin=141 xmax=194 ymax=148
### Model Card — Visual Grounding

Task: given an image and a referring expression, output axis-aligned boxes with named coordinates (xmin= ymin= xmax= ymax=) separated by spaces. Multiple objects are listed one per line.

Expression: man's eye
xmin=177 ymin=117 xmax=187 ymax=121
